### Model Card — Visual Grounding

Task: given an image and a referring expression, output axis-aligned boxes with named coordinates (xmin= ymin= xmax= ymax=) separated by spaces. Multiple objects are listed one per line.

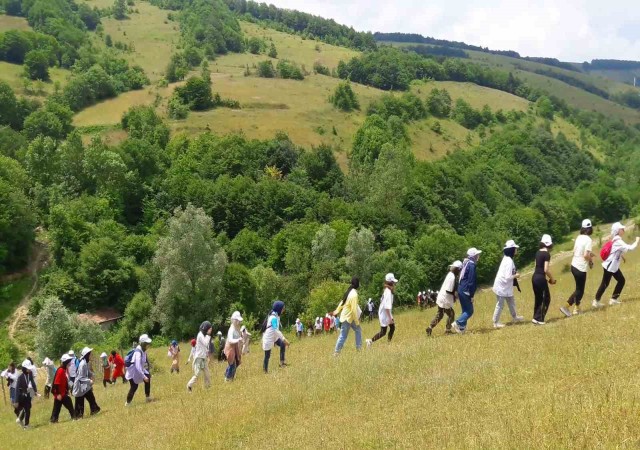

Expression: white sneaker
xmin=560 ymin=307 xmax=571 ymax=318
xmin=16 ymin=418 xmax=22 ymax=425
xmin=125 ymin=402 xmax=130 ymax=407
xmin=609 ymin=298 xmax=622 ymax=305
xmin=532 ymin=319 xmax=545 ymax=325
xmin=493 ymin=323 xmax=505 ymax=329
xmin=592 ymin=300 xmax=604 ymax=308
xmin=366 ymin=339 xmax=372 ymax=349
xmin=451 ymin=322 xmax=463 ymax=334
xmin=513 ymin=315 xmax=524 ymax=322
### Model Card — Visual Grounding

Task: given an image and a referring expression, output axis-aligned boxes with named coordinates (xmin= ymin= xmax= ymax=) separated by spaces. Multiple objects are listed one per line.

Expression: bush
xmin=426 ymin=88 xmax=452 ymax=117
xmin=35 ymin=296 xmax=76 ymax=360
xmin=248 ymin=37 xmax=263 ymax=55
xmin=167 ymin=94 xmax=189 ymax=119
xmin=330 ymin=81 xmax=359 ymax=112
xmin=313 ymin=61 xmax=330 ymax=76
xmin=24 ymin=50 xmax=50 ymax=81
xmin=276 ymin=60 xmax=304 ymax=80
xmin=174 ymin=76 xmax=213 ymax=111
xmin=307 ymin=280 xmax=345 ymax=319
xmin=257 ymin=60 xmax=275 ymax=78
xmin=268 ymin=43 xmax=277 ymax=58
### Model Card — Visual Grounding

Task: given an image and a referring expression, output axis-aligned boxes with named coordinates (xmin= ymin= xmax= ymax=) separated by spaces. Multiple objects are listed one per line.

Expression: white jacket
xmin=492 ymin=256 xmax=516 ymax=298
xmin=193 ymin=331 xmax=211 ymax=360
xmin=262 ymin=313 xmax=284 ymax=351
xmin=603 ymin=236 xmax=638 ymax=273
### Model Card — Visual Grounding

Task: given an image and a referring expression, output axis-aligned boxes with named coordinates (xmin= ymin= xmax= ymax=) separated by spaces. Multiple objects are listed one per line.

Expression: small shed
xmin=77 ymin=308 xmax=124 ymax=331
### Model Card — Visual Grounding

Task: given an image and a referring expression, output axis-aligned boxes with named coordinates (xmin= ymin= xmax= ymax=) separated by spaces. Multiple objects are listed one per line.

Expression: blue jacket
xmin=458 ymin=260 xmax=478 ymax=297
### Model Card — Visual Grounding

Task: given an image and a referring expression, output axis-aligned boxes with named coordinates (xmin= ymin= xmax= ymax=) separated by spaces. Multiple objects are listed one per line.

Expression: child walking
xmin=492 ymin=240 xmax=525 ymax=328
xmin=262 ymin=301 xmax=289 ymax=372
xmin=426 ymin=261 xmax=462 ymax=336
xmin=168 ymin=340 xmax=180 ymax=374
xmin=15 ymin=360 xmax=37 ymax=429
xmin=366 ymin=273 xmax=399 ymax=348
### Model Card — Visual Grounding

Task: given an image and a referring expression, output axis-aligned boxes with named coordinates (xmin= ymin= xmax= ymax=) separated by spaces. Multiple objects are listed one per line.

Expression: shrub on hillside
xmin=23 ymin=50 xmax=50 ymax=81
xmin=35 ymin=296 xmax=76 ymax=360
xmin=257 ymin=60 xmax=276 ymax=78
xmin=313 ymin=61 xmax=330 ymax=76
xmin=276 ymin=60 xmax=304 ymax=80
xmin=330 ymin=81 xmax=359 ymax=112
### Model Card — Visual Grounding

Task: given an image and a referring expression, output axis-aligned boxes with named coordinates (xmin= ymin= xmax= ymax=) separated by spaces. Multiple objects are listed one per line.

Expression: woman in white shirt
xmin=426 ymin=261 xmax=462 ymax=336
xmin=492 ymin=240 xmax=524 ymax=328
xmin=224 ymin=311 xmax=244 ymax=381
xmin=187 ymin=321 xmax=212 ymax=392
xmin=366 ymin=273 xmax=398 ymax=349
xmin=594 ymin=222 xmax=639 ymax=306
xmin=561 ymin=219 xmax=594 ymax=316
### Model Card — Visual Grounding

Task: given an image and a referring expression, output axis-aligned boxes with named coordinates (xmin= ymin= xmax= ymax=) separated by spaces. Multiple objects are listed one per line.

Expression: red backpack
xmin=600 ymin=240 xmax=613 ymax=260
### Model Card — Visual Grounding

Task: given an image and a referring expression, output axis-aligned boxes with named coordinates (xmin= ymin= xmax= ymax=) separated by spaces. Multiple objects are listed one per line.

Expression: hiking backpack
xmin=124 ymin=348 xmax=140 ymax=368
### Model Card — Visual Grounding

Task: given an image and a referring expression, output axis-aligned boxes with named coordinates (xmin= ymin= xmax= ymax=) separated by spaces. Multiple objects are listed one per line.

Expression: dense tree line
xmin=584 ymin=59 xmax=640 ymax=71
xmin=404 ymin=44 xmax=468 ymax=59
xmin=524 ymin=57 xmax=579 ymax=72
xmin=531 ymin=67 xmax=610 ymax=99
xmin=224 ymin=0 xmax=376 ymax=51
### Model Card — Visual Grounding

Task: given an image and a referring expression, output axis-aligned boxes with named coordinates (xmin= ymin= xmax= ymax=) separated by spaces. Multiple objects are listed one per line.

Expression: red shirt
xmin=323 ymin=317 xmax=330 ymax=331
xmin=53 ymin=367 xmax=69 ymax=397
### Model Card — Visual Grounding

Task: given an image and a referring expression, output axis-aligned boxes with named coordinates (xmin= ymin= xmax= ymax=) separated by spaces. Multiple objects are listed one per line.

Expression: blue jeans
xmin=9 ymin=387 xmax=16 ymax=404
xmin=334 ymin=321 xmax=362 ymax=353
xmin=225 ymin=363 xmax=237 ymax=380
xmin=456 ymin=290 xmax=474 ymax=330
xmin=263 ymin=339 xmax=286 ymax=372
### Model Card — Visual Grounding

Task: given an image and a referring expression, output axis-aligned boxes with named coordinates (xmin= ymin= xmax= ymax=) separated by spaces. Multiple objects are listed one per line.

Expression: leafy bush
xmin=276 ymin=60 xmax=304 ymax=80
xmin=330 ymin=81 xmax=359 ymax=112
xmin=313 ymin=61 xmax=330 ymax=76
xmin=257 ymin=60 xmax=275 ymax=78
xmin=35 ymin=296 xmax=76 ymax=360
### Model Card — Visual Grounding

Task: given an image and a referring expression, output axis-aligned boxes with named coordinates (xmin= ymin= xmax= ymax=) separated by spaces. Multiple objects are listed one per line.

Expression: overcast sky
xmin=267 ymin=0 xmax=639 ymax=62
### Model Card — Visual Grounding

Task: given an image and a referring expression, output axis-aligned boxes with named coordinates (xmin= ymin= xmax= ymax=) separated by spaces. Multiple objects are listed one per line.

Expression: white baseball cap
xmin=504 ymin=240 xmax=519 ymax=249
xmin=217 ymin=331 xmax=223 ymax=336
xmin=68 ymin=350 xmax=75 ymax=356
xmin=61 ymin=354 xmax=73 ymax=363
xmin=541 ymin=234 xmax=553 ymax=246
xmin=42 ymin=357 xmax=53 ymax=366
xmin=80 ymin=347 xmax=93 ymax=358
xmin=100 ymin=352 xmax=107 ymax=358
xmin=450 ymin=260 xmax=463 ymax=269
xmin=21 ymin=359 xmax=33 ymax=370
xmin=230 ymin=311 xmax=243 ymax=322
xmin=385 ymin=273 xmax=398 ymax=283
xmin=612 ymin=222 xmax=625 ymax=235
xmin=582 ymin=219 xmax=592 ymax=228
xmin=467 ymin=248 xmax=482 ymax=258
xmin=139 ymin=334 xmax=152 ymax=344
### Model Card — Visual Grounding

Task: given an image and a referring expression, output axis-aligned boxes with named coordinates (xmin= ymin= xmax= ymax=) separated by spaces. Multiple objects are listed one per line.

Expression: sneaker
xmin=145 ymin=397 xmax=153 ymax=403
xmin=16 ymin=418 xmax=22 ymax=426
xmin=279 ymin=361 xmax=288 ymax=368
xmin=560 ymin=307 xmax=571 ymax=318
xmin=572 ymin=306 xmax=581 ymax=315
xmin=125 ymin=402 xmax=131 ymax=407
xmin=366 ymin=339 xmax=372 ymax=349
xmin=425 ymin=328 xmax=432 ymax=336
xmin=444 ymin=329 xmax=453 ymax=335
xmin=22 ymin=425 xmax=30 ymax=430
xmin=90 ymin=407 xmax=101 ymax=416
xmin=513 ymin=316 xmax=524 ymax=322
xmin=187 ymin=386 xmax=192 ymax=393
xmin=609 ymin=298 xmax=622 ymax=305
xmin=532 ymin=319 xmax=545 ymax=325
xmin=451 ymin=322 xmax=463 ymax=334
xmin=592 ymin=300 xmax=604 ymax=308
xmin=493 ymin=323 xmax=505 ymax=329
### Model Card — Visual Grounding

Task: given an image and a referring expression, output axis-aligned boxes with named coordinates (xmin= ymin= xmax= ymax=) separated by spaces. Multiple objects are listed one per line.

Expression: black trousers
xmin=263 ymin=339 xmax=286 ymax=373
xmin=14 ymin=395 xmax=31 ymax=426
xmin=44 ymin=385 xmax=51 ymax=399
xmin=372 ymin=323 xmax=395 ymax=342
xmin=75 ymin=389 xmax=100 ymax=417
xmin=595 ymin=269 xmax=625 ymax=301
xmin=568 ymin=266 xmax=587 ymax=306
xmin=126 ymin=374 xmax=151 ymax=403
xmin=532 ymin=275 xmax=551 ymax=322
xmin=51 ymin=395 xmax=74 ymax=422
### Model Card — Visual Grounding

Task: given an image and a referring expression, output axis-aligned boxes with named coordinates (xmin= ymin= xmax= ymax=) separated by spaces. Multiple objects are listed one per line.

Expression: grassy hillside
xmin=3 ymin=225 xmax=640 ymax=448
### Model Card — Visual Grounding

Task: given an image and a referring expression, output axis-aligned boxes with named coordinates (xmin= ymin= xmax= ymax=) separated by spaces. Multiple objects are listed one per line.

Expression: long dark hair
xmin=503 ymin=247 xmax=516 ymax=258
xmin=580 ymin=227 xmax=593 ymax=236
xmin=339 ymin=277 xmax=360 ymax=307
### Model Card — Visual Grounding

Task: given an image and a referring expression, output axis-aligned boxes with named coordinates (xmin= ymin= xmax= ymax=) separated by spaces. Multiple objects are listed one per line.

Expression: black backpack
xmin=260 ymin=312 xmax=272 ymax=333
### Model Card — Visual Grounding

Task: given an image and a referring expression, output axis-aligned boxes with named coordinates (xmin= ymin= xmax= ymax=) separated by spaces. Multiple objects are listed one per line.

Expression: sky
xmin=266 ymin=0 xmax=640 ymax=62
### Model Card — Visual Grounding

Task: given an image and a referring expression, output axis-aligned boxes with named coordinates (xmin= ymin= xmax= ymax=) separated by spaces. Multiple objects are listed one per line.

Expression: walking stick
xmin=1 ymin=378 xmax=6 ymax=406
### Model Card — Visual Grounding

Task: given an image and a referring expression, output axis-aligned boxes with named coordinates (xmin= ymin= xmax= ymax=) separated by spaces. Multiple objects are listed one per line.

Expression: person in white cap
xmin=426 ymin=261 xmax=462 ymax=336
xmin=50 ymin=354 xmax=76 ymax=423
xmin=125 ymin=334 xmax=153 ymax=405
xmin=224 ymin=311 xmax=244 ymax=381
xmin=561 ymin=219 xmax=594 ymax=316
xmin=532 ymin=234 xmax=556 ymax=325
xmin=594 ymin=222 xmax=639 ymax=306
xmin=73 ymin=346 xmax=100 ymax=417
xmin=1 ymin=361 xmax=18 ymax=406
xmin=492 ymin=240 xmax=525 ymax=328
xmin=295 ymin=318 xmax=303 ymax=339
xmin=366 ymin=273 xmax=398 ymax=348
xmin=241 ymin=325 xmax=251 ymax=354
xmin=42 ymin=357 xmax=56 ymax=399
xmin=452 ymin=249 xmax=481 ymax=333
xmin=14 ymin=359 xmax=37 ymax=428
xmin=67 ymin=349 xmax=77 ymax=384
xmin=100 ymin=352 xmax=112 ymax=388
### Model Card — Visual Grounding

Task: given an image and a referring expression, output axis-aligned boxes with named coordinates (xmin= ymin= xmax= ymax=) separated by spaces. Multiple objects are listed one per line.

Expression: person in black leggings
xmin=561 ymin=220 xmax=593 ymax=317
xmin=532 ymin=234 xmax=557 ymax=325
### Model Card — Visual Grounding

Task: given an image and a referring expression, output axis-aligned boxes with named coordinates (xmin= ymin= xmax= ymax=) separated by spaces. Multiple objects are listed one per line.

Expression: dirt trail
xmin=6 ymin=241 xmax=49 ymax=354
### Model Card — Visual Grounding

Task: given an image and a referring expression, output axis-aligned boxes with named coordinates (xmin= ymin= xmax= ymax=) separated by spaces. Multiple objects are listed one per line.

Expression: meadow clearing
xmin=2 ymin=225 xmax=640 ymax=448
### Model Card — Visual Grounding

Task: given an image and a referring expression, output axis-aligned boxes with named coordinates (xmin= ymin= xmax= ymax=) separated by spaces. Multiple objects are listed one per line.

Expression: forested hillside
xmin=1 ymin=0 xmax=640 ymax=363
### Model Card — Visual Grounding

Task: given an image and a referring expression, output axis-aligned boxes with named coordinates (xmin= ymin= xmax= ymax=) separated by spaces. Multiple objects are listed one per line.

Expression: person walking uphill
xmin=367 ymin=273 xmax=398 ymax=348
xmin=262 ymin=301 xmax=290 ymax=372
xmin=110 ymin=351 xmax=125 ymax=384
xmin=561 ymin=219 xmax=594 ymax=316
xmin=187 ymin=322 xmax=212 ymax=392
xmin=426 ymin=261 xmax=462 ymax=336
xmin=224 ymin=311 xmax=244 ymax=381
xmin=594 ymin=222 xmax=639 ymax=307
xmin=492 ymin=240 xmax=525 ymax=328
xmin=125 ymin=334 xmax=153 ymax=406
xmin=168 ymin=340 xmax=180 ymax=374
xmin=100 ymin=353 xmax=112 ymax=387
xmin=532 ymin=235 xmax=556 ymax=325
xmin=73 ymin=347 xmax=100 ymax=418
xmin=452 ymin=248 xmax=482 ymax=334
xmin=43 ymin=357 xmax=56 ymax=398
xmin=14 ymin=360 xmax=37 ymax=429
xmin=333 ymin=277 xmax=363 ymax=355
xmin=50 ymin=354 xmax=75 ymax=424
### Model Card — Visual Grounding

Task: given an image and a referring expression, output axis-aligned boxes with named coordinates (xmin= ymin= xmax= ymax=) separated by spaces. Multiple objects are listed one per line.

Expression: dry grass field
xmin=2 ymin=224 xmax=640 ymax=448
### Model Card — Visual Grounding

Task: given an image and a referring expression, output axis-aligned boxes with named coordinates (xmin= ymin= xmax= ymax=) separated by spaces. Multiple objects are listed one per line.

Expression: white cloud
xmin=266 ymin=0 xmax=640 ymax=61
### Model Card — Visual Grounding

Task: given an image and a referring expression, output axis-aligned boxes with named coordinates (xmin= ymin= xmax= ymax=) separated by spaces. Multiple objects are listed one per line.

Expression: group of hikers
xmin=2 ymin=219 xmax=637 ymax=430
